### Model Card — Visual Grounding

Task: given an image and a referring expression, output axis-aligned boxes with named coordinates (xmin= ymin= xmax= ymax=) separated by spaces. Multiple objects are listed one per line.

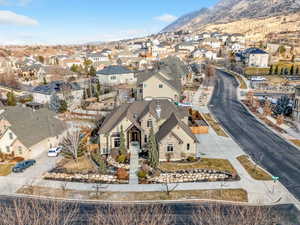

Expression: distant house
xmin=243 ymin=48 xmax=269 ymax=68
xmin=0 ymin=107 xmax=67 ymax=159
xmin=31 ymin=81 xmax=83 ymax=104
xmin=175 ymin=42 xmax=197 ymax=52
xmin=137 ymin=56 xmax=191 ymax=101
xmin=230 ymin=33 xmax=246 ymax=43
xmin=229 ymin=42 xmax=246 ymax=53
xmin=98 ymin=100 xmax=198 ymax=161
xmin=86 ymin=52 xmax=110 ymax=65
xmin=96 ymin=65 xmax=136 ymax=86
xmin=37 ymin=66 xmax=76 ymax=83
xmin=202 ymin=38 xmax=222 ymax=49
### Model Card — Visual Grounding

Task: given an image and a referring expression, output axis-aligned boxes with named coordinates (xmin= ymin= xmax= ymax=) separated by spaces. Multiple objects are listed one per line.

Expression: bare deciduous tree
xmin=190 ymin=204 xmax=286 ymax=225
xmin=89 ymin=204 xmax=175 ymax=225
xmin=0 ymin=199 xmax=78 ymax=225
xmin=61 ymin=129 xmax=86 ymax=165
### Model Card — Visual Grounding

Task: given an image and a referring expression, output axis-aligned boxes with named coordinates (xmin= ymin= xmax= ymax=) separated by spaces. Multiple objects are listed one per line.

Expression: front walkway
xmin=129 ymin=144 xmax=139 ymax=185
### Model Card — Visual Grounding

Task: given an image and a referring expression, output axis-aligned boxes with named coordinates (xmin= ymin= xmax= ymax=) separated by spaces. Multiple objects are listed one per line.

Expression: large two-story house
xmin=98 ymin=99 xmax=198 ymax=161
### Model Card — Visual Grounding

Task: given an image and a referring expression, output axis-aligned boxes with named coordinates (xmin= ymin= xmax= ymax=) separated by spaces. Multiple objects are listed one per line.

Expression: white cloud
xmin=0 ymin=10 xmax=38 ymax=26
xmin=154 ymin=14 xmax=177 ymax=23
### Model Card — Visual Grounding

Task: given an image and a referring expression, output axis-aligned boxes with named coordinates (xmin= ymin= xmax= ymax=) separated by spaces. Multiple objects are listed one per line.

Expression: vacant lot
xmin=159 ymin=158 xmax=236 ymax=174
xmin=203 ymin=113 xmax=228 ymax=137
xmin=237 ymin=155 xmax=272 ymax=180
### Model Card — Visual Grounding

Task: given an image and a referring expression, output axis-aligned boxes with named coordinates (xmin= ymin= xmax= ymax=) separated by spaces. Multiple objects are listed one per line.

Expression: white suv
xmin=48 ymin=146 xmax=62 ymax=157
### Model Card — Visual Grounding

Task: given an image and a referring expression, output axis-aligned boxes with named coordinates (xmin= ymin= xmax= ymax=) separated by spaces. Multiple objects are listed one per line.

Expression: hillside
xmin=162 ymin=0 xmax=300 ymax=33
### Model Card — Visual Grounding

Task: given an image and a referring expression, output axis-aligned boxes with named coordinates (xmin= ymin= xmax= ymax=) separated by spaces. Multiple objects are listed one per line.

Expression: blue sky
xmin=0 ymin=0 xmax=219 ymax=45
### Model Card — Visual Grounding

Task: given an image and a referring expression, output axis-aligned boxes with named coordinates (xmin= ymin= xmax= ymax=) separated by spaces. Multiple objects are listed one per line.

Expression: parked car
xmin=48 ymin=146 xmax=63 ymax=157
xmin=12 ymin=160 xmax=36 ymax=173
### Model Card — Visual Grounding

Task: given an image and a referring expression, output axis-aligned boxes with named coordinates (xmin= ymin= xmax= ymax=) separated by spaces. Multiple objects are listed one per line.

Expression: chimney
xmin=156 ymin=101 xmax=161 ymax=119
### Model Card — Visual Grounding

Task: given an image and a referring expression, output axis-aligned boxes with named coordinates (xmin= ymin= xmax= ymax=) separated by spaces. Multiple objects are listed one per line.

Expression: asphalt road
xmin=210 ymin=70 xmax=300 ymax=200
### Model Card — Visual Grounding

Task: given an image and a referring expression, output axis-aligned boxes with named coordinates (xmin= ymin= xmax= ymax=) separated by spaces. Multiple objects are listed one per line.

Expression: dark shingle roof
xmin=244 ymin=48 xmax=268 ymax=55
xmin=99 ymin=100 xmax=188 ymax=134
xmin=96 ymin=65 xmax=133 ymax=75
xmin=2 ymin=106 xmax=67 ymax=148
xmin=156 ymin=113 xmax=198 ymax=143
xmin=32 ymin=81 xmax=81 ymax=95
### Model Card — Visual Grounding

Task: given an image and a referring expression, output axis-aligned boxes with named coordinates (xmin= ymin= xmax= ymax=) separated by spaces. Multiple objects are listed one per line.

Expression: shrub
xmin=137 ymin=170 xmax=147 ymax=179
xmin=117 ymin=168 xmax=129 ymax=180
xmin=117 ymin=154 xmax=126 ymax=164
xmin=187 ymin=156 xmax=196 ymax=162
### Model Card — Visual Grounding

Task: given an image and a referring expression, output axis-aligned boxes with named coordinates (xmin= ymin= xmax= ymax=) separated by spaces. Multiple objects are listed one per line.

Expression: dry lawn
xmin=159 ymin=158 xmax=236 ymax=174
xmin=18 ymin=186 xmax=247 ymax=202
xmin=0 ymin=164 xmax=14 ymax=176
xmin=237 ymin=155 xmax=272 ymax=180
xmin=203 ymin=114 xmax=228 ymax=137
xmin=289 ymin=139 xmax=300 ymax=147
xmin=62 ymin=156 xmax=96 ymax=173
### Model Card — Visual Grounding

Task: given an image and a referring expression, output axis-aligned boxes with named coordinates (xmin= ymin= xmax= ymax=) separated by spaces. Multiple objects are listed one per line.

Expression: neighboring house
xmin=205 ymin=50 xmax=218 ymax=61
xmin=98 ymin=100 xmax=198 ymax=161
xmin=229 ymin=42 xmax=246 ymax=53
xmin=86 ymin=53 xmax=110 ymax=65
xmin=62 ymin=59 xmax=82 ymax=68
xmin=31 ymin=81 xmax=83 ymax=104
xmin=201 ymin=38 xmax=222 ymax=49
xmin=96 ymin=65 xmax=136 ymax=86
xmin=37 ymin=65 xmax=76 ymax=83
xmin=191 ymin=49 xmax=206 ymax=59
xmin=137 ymin=56 xmax=191 ymax=101
xmin=137 ymin=71 xmax=181 ymax=102
xmin=0 ymin=107 xmax=66 ymax=158
xmin=230 ymin=33 xmax=246 ymax=43
xmin=175 ymin=42 xmax=197 ymax=52
xmin=237 ymin=48 xmax=269 ymax=68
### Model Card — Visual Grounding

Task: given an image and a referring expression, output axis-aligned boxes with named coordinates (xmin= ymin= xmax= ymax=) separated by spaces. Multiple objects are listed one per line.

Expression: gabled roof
xmin=99 ymin=100 xmax=188 ymax=135
xmin=156 ymin=113 xmax=198 ymax=143
xmin=96 ymin=65 xmax=133 ymax=75
xmin=1 ymin=106 xmax=66 ymax=148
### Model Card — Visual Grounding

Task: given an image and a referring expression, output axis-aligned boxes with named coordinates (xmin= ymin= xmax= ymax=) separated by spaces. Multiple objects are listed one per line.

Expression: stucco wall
xmin=143 ymin=76 xmax=179 ymax=101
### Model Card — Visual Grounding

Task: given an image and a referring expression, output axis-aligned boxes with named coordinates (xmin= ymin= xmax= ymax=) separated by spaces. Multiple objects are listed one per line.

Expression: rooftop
xmin=96 ymin=65 xmax=133 ymax=75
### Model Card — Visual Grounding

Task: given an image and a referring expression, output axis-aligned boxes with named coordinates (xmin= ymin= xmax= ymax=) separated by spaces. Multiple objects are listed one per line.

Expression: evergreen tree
xmin=6 ymin=91 xmax=16 ymax=106
xmin=49 ymin=93 xmax=61 ymax=113
xmin=280 ymin=68 xmax=284 ymax=75
xmin=269 ymin=65 xmax=273 ymax=75
xmin=95 ymin=91 xmax=99 ymax=102
xmin=70 ymin=64 xmax=78 ymax=73
xmin=119 ymin=125 xmax=127 ymax=155
xmin=274 ymin=65 xmax=279 ymax=75
xmin=296 ymin=67 xmax=299 ymax=75
xmin=96 ymin=82 xmax=101 ymax=95
xmin=43 ymin=77 xmax=47 ymax=85
xmin=59 ymin=100 xmax=68 ymax=113
xmin=148 ymin=127 xmax=159 ymax=168
xmin=89 ymin=66 xmax=96 ymax=77
xmin=83 ymin=91 xmax=86 ymax=100
xmin=290 ymin=65 xmax=294 ymax=75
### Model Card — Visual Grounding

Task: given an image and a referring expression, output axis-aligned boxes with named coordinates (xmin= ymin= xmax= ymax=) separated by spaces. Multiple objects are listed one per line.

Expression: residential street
xmin=210 ymin=70 xmax=300 ymax=200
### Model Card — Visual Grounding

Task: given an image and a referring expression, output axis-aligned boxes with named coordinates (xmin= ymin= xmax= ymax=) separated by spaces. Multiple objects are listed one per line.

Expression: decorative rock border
xmin=148 ymin=169 xmax=238 ymax=184
xmin=107 ymin=156 xmax=130 ymax=170
xmin=43 ymin=172 xmax=128 ymax=184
